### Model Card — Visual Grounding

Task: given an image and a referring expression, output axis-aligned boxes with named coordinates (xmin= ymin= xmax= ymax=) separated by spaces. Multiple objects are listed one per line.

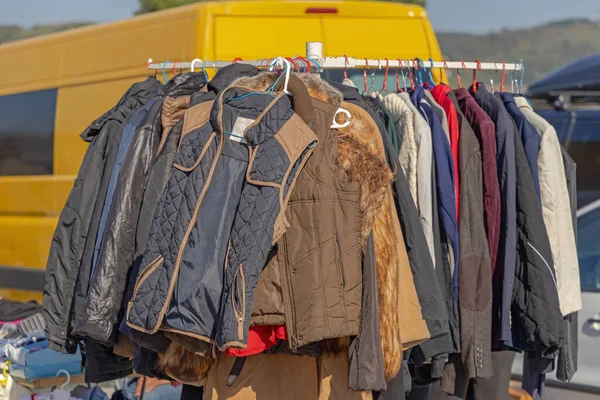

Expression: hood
xmin=208 ymin=63 xmax=260 ymax=93
xmin=80 ymin=76 xmax=162 ymax=142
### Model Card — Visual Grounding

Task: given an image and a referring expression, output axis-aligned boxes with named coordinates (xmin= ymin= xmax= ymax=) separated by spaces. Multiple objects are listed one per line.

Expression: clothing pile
xmin=42 ymin=66 xmax=580 ymax=399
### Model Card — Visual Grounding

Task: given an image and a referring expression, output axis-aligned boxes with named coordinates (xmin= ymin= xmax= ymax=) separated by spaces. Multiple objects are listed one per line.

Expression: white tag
xmin=229 ymin=117 xmax=254 ymax=143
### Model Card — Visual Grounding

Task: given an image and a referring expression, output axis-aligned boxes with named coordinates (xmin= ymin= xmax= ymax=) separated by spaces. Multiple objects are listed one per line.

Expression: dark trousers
xmin=180 ymin=385 xmax=204 ymax=400
xmin=412 ymin=351 xmax=516 ymax=400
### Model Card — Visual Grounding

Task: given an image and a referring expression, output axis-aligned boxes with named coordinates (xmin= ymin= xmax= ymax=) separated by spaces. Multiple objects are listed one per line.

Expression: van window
xmin=567 ymin=118 xmax=600 ymax=194
xmin=0 ymin=89 xmax=56 ymax=176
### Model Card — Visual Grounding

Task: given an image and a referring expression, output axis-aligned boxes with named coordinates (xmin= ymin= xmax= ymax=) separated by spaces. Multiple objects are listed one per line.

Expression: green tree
xmin=137 ymin=0 xmax=425 ymax=14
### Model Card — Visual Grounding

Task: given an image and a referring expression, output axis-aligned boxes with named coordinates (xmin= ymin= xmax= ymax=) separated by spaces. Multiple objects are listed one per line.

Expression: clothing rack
xmin=147 ymin=41 xmax=523 ymax=72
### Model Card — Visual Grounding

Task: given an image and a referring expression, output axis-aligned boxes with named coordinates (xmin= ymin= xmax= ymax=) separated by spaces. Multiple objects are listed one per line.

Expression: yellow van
xmin=0 ymin=1 xmax=443 ymax=302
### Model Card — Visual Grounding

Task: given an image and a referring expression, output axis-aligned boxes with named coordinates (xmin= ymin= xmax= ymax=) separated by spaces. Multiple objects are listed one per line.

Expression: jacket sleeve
xmin=513 ymin=129 xmax=564 ymax=356
xmin=349 ymin=232 xmax=387 ymax=391
xmin=538 ymin=126 xmax=581 ymax=316
xmin=42 ymin=122 xmax=114 ymax=353
xmin=557 ymin=147 xmax=579 ymax=382
xmin=457 ymin=133 xmax=493 ymax=380
xmin=75 ymin=105 xmax=163 ymax=345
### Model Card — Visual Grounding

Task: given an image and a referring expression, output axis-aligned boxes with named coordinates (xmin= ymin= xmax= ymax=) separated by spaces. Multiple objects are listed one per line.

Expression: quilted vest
xmin=127 ymin=84 xmax=317 ymax=348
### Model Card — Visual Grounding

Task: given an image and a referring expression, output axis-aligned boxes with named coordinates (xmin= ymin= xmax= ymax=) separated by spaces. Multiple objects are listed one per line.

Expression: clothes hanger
xmin=161 ymin=61 xmax=170 ymax=84
xmin=343 ymin=55 xmax=349 ymax=80
xmin=362 ymin=58 xmax=370 ymax=96
xmin=412 ymin=59 xmax=423 ymax=87
xmin=147 ymin=58 xmax=158 ymax=78
xmin=500 ymin=62 xmax=507 ymax=92
xmin=370 ymin=59 xmax=379 ymax=94
xmin=190 ymin=58 xmax=209 ymax=82
xmin=427 ymin=58 xmax=436 ymax=86
xmin=380 ymin=58 xmax=391 ymax=95
xmin=456 ymin=60 xmax=468 ymax=89
xmin=518 ymin=60 xmax=525 ymax=94
xmin=471 ymin=59 xmax=482 ymax=92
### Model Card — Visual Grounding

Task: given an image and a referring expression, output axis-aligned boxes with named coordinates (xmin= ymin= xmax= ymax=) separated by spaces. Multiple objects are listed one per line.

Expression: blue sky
xmin=1 ymin=0 xmax=599 ymax=33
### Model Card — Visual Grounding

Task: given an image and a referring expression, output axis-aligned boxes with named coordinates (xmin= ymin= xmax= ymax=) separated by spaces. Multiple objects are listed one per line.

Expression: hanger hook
xmin=500 ymin=62 xmax=507 ymax=92
xmin=343 ymin=55 xmax=349 ymax=79
xmin=363 ymin=58 xmax=370 ymax=96
xmin=297 ymin=57 xmax=311 ymax=73
xmin=56 ymin=369 xmax=71 ymax=390
xmin=428 ymin=57 xmax=436 ymax=86
xmin=172 ymin=60 xmax=179 ymax=76
xmin=472 ymin=59 xmax=482 ymax=92
xmin=381 ymin=58 xmax=390 ymax=94
xmin=285 ymin=57 xmax=299 ymax=72
xmin=232 ymin=57 xmax=243 ymax=63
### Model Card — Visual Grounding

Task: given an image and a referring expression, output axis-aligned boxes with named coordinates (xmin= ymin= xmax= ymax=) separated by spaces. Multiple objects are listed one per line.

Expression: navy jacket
xmin=471 ymin=83 xmax=517 ymax=348
xmin=498 ymin=92 xmax=541 ymax=200
xmin=411 ymin=87 xmax=459 ymax=297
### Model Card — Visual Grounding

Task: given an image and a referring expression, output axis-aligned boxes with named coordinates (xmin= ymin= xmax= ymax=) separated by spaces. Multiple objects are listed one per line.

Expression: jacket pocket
xmin=173 ymin=131 xmax=216 ymax=172
xmin=231 ymin=264 xmax=246 ymax=341
xmin=130 ymin=255 xmax=164 ymax=304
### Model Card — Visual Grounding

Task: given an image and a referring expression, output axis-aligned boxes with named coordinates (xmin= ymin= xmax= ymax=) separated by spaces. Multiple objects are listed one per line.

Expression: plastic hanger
xmin=457 ymin=61 xmax=467 ymax=89
xmin=380 ymin=58 xmax=391 ymax=95
xmin=331 ymin=108 xmax=352 ymax=129
xmin=518 ymin=60 xmax=525 ymax=94
xmin=190 ymin=58 xmax=208 ymax=82
xmin=500 ymin=62 xmax=507 ymax=92
xmin=427 ymin=58 xmax=436 ymax=86
xmin=161 ymin=61 xmax=170 ymax=84
xmin=362 ymin=58 xmax=370 ymax=96
xmin=472 ymin=59 xmax=482 ymax=92
xmin=146 ymin=58 xmax=157 ymax=78
xmin=343 ymin=55 xmax=349 ymax=80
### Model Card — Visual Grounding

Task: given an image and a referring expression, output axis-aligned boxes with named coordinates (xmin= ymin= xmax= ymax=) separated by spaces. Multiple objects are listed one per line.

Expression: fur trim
xmin=336 ymin=135 xmax=393 ymax=244
xmin=157 ymin=342 xmax=213 ymax=383
xmin=232 ymin=72 xmax=343 ymax=107
xmin=338 ymin=101 xmax=403 ymax=380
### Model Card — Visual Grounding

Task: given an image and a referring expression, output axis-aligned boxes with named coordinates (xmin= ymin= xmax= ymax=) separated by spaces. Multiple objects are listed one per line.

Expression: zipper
xmin=280 ymin=235 xmax=299 ymax=349
xmin=525 ymin=238 xmax=557 ymax=287
xmin=231 ymin=264 xmax=246 ymax=341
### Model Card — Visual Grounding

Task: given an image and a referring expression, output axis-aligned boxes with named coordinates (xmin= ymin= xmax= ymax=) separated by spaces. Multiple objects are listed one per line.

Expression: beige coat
xmin=396 ymin=93 xmax=436 ymax=269
xmin=516 ymin=97 xmax=582 ymax=316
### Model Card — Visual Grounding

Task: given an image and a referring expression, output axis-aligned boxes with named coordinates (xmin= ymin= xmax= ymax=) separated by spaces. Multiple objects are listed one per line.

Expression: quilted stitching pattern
xmin=217 ymin=98 xmax=314 ymax=348
xmin=127 ymin=122 xmax=219 ymax=331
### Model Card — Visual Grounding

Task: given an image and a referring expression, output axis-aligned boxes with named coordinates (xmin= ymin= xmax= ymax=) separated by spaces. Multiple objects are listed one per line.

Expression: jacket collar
xmin=161 ymin=72 xmax=207 ymax=98
xmin=208 ymin=64 xmax=260 ymax=93
xmin=453 ymin=87 xmax=473 ymax=102
xmin=80 ymin=76 xmax=162 ymax=142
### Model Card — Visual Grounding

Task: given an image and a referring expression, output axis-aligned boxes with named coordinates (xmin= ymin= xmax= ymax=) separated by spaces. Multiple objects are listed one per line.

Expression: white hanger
xmin=190 ymin=58 xmax=203 ymax=72
xmin=331 ymin=108 xmax=351 ymax=129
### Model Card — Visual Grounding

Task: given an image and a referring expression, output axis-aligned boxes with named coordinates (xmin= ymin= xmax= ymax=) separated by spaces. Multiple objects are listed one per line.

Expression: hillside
xmin=2 ymin=18 xmax=600 ymax=85
xmin=437 ymin=19 xmax=600 ymax=83
xmin=0 ymin=23 xmax=89 ymax=45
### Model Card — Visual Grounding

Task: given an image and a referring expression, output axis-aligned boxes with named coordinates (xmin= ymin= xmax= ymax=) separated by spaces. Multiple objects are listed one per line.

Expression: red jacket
xmin=431 ymin=84 xmax=460 ymax=216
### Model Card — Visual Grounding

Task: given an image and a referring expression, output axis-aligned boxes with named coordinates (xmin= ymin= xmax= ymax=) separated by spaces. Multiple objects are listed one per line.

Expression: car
xmin=512 ymin=198 xmax=600 ymax=395
xmin=535 ymin=107 xmax=600 ymax=208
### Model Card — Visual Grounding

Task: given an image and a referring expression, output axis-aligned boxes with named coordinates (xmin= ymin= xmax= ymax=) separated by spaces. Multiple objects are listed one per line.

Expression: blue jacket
xmin=411 ymin=87 xmax=459 ymax=297
xmin=471 ymin=84 xmax=517 ymax=348
xmin=497 ymin=92 xmax=541 ymax=200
